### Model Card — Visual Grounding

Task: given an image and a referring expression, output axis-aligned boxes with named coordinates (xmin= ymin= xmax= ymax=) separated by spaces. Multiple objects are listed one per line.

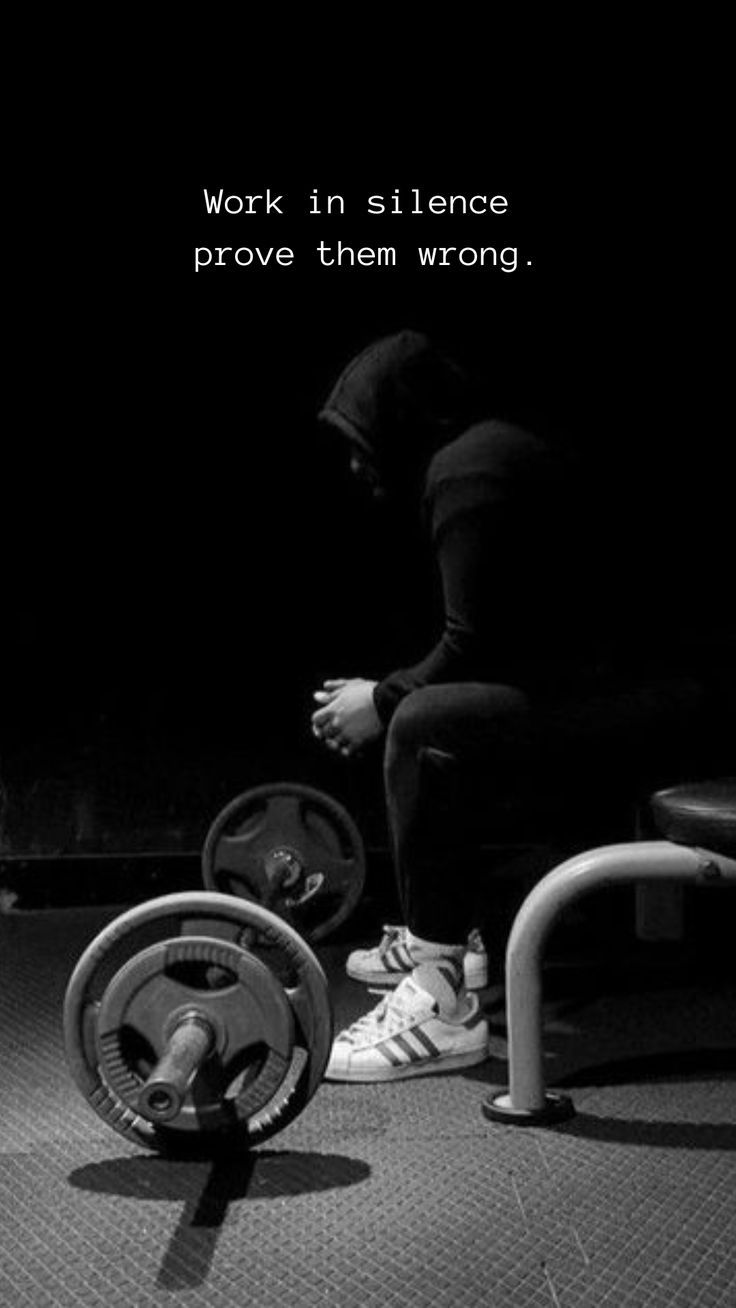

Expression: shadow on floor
xmin=553 ymin=1110 xmax=736 ymax=1152
xmin=69 ymin=1149 xmax=371 ymax=1290
xmin=559 ymin=1045 xmax=736 ymax=1087
xmin=461 ymin=1047 xmax=736 ymax=1150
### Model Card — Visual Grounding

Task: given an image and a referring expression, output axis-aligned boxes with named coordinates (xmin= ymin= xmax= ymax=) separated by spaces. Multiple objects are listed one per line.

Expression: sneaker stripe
xmin=375 ymin=1040 xmax=404 ymax=1067
xmin=388 ymin=1033 xmax=425 ymax=1063
xmin=393 ymin=942 xmax=414 ymax=970
xmin=406 ymin=1025 xmax=442 ymax=1058
xmin=437 ymin=961 xmax=463 ymax=994
xmin=378 ymin=927 xmax=399 ymax=954
xmin=385 ymin=945 xmax=409 ymax=972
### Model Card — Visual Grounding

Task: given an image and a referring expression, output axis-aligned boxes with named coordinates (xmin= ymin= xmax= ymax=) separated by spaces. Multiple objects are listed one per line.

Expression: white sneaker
xmin=346 ymin=925 xmax=489 ymax=990
xmin=325 ymin=972 xmax=490 ymax=1083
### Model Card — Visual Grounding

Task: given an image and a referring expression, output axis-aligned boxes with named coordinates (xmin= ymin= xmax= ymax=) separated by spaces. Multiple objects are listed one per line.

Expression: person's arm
xmin=373 ymin=495 xmax=518 ymax=723
xmin=308 ymin=502 xmax=496 ymax=751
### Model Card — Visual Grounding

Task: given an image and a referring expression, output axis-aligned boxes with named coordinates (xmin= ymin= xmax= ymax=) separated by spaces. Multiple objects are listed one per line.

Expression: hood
xmin=319 ymin=330 xmax=472 ymax=492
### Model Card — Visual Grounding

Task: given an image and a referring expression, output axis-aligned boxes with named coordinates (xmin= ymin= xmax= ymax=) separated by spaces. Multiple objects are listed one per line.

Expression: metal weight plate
xmin=97 ymin=938 xmax=295 ymax=1132
xmin=201 ymin=783 xmax=366 ymax=942
xmin=63 ymin=891 xmax=332 ymax=1153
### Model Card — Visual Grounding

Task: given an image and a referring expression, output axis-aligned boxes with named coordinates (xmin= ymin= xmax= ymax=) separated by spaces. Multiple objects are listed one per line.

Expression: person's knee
xmin=385 ymin=690 xmax=436 ymax=762
xmin=387 ymin=683 xmax=531 ymax=761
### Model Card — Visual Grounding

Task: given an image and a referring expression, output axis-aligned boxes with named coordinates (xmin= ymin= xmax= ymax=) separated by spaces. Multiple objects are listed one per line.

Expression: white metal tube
xmin=505 ymin=841 xmax=736 ymax=1112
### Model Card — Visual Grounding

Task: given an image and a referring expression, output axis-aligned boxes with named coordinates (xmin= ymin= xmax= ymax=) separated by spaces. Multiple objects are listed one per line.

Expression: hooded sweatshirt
xmin=320 ymin=330 xmax=592 ymax=725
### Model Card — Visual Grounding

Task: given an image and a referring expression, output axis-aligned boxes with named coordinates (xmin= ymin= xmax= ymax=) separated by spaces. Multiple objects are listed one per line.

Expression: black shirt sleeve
xmin=372 ymin=425 xmax=565 ymax=725
xmin=373 ymin=502 xmax=514 ymax=722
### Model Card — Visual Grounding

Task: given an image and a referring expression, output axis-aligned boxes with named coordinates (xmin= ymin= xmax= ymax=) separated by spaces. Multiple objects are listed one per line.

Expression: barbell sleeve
xmin=137 ymin=1013 xmax=215 ymax=1123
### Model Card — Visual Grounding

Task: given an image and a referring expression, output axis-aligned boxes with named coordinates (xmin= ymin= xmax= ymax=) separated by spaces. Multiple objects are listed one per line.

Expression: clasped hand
xmin=311 ymin=678 xmax=384 ymax=757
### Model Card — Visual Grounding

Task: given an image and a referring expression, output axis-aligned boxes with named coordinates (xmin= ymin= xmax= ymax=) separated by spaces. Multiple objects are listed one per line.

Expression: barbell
xmin=64 ymin=891 xmax=332 ymax=1153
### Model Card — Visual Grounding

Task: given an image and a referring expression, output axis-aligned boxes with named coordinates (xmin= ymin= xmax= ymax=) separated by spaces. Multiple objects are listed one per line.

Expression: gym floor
xmin=1 ymin=899 xmax=735 ymax=1307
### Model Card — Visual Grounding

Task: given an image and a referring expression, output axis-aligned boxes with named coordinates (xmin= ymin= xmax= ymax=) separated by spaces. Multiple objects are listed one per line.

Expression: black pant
xmin=383 ymin=676 xmax=704 ymax=943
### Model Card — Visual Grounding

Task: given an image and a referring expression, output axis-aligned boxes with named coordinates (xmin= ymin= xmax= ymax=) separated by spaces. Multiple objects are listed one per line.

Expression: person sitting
xmin=311 ymin=329 xmax=700 ymax=1082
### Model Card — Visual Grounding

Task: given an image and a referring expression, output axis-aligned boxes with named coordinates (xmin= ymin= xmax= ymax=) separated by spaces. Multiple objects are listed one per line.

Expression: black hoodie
xmin=320 ymin=331 xmax=593 ymax=725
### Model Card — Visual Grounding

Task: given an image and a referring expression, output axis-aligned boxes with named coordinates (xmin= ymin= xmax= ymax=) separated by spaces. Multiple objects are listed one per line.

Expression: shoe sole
xmin=324 ymin=1044 xmax=490 ymax=1083
xmin=346 ymin=962 xmax=488 ymax=991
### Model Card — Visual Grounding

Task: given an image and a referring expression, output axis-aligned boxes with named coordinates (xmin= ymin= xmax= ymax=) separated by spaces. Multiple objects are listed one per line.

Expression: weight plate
xmin=64 ymin=891 xmax=332 ymax=1152
xmin=201 ymin=782 xmax=366 ymax=942
xmin=98 ymin=936 xmax=295 ymax=1131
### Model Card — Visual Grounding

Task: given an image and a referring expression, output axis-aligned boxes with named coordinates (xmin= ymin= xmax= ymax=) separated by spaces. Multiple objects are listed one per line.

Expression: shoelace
xmin=341 ymin=982 xmax=434 ymax=1045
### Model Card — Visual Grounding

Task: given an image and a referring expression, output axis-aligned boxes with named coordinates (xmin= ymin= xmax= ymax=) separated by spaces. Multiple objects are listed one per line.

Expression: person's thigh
xmin=385 ymin=682 xmax=535 ymax=769
xmin=383 ymin=675 xmax=705 ymax=940
xmin=385 ymin=674 xmax=705 ymax=847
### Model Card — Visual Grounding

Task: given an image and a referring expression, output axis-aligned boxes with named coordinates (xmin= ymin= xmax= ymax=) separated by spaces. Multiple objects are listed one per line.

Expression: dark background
xmin=1 ymin=133 xmax=731 ymax=857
